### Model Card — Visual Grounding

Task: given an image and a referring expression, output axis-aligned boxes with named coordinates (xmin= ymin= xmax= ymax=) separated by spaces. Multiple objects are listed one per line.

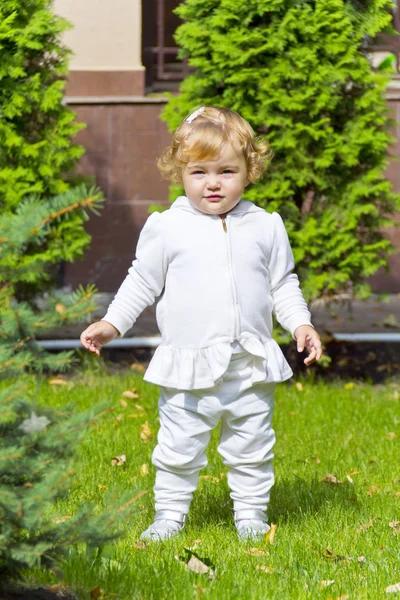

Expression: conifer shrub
xmin=161 ymin=0 xmax=400 ymax=302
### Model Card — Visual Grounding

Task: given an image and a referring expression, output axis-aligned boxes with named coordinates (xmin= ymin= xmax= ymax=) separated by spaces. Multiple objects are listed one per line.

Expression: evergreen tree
xmin=162 ymin=0 xmax=400 ymax=302
xmin=0 ymin=0 xmax=91 ymax=300
xmin=0 ymin=187 xmax=135 ymax=586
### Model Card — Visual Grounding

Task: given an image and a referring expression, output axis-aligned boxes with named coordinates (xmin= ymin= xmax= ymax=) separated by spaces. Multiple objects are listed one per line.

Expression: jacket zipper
xmin=221 ymin=217 xmax=240 ymax=339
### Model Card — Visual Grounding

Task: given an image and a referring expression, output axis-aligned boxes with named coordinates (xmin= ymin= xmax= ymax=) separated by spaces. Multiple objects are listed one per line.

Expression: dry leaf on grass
xmin=132 ymin=541 xmax=146 ymax=549
xmin=387 ymin=432 xmax=396 ymax=440
xmin=135 ymin=404 xmax=145 ymax=411
xmin=200 ymin=475 xmax=220 ymax=483
xmin=244 ymin=548 xmax=270 ymax=556
xmin=295 ymin=382 xmax=303 ymax=391
xmin=49 ymin=377 xmax=69 ymax=386
xmin=367 ymin=485 xmax=380 ymax=496
xmin=176 ymin=549 xmax=215 ymax=578
xmin=140 ymin=421 xmax=153 ymax=442
xmin=139 ymin=463 xmax=149 ymax=476
xmin=120 ymin=398 xmax=128 ymax=408
xmin=389 ymin=521 xmax=399 ymax=535
xmin=321 ymin=473 xmax=342 ymax=484
xmin=311 ymin=456 xmax=321 ymax=464
xmin=344 ymin=382 xmax=355 ymax=390
xmin=123 ymin=388 xmax=140 ymax=399
xmin=324 ymin=549 xmax=353 ymax=562
xmin=265 ymin=523 xmax=277 ymax=544
xmin=357 ymin=556 xmax=367 ymax=563
xmin=320 ymin=580 xmax=335 ymax=587
xmin=256 ymin=565 xmax=275 ymax=573
xmin=90 ymin=586 xmax=102 ymax=599
xmin=346 ymin=474 xmax=354 ymax=485
xmin=111 ymin=454 xmax=126 ymax=467
xmin=130 ymin=363 xmax=146 ymax=373
xmin=386 ymin=583 xmax=400 ymax=593
xmin=358 ymin=519 xmax=375 ymax=532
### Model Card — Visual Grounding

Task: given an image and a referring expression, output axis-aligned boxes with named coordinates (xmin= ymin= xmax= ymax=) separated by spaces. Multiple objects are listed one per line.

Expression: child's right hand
xmin=80 ymin=320 xmax=120 ymax=356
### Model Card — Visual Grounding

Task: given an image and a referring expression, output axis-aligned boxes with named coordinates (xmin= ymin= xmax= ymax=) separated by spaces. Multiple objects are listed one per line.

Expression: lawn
xmin=14 ymin=362 xmax=400 ymax=599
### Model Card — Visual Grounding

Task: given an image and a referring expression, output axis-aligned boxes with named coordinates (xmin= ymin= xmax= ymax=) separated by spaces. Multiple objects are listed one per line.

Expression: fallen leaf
xmin=193 ymin=584 xmax=203 ymax=597
xmin=323 ymin=548 xmax=353 ymax=562
xmin=176 ymin=550 xmax=215 ymax=578
xmin=386 ymin=583 xmax=400 ymax=593
xmin=219 ymin=472 xmax=227 ymax=478
xmin=49 ymin=377 xmax=68 ymax=386
xmin=130 ymin=363 xmax=146 ymax=373
xmin=347 ymin=469 xmax=359 ymax=476
xmin=123 ymin=389 xmax=140 ymax=399
xmin=358 ymin=519 xmax=375 ymax=532
xmin=256 ymin=565 xmax=275 ymax=573
xmin=389 ymin=521 xmax=399 ymax=535
xmin=387 ymin=432 xmax=396 ymax=440
xmin=140 ymin=421 xmax=153 ymax=443
xmin=120 ymin=398 xmax=128 ymax=408
xmin=321 ymin=473 xmax=342 ymax=484
xmin=357 ymin=556 xmax=367 ymax=563
xmin=132 ymin=541 xmax=146 ymax=549
xmin=320 ymin=580 xmax=335 ymax=587
xmin=346 ymin=474 xmax=354 ymax=485
xmin=265 ymin=523 xmax=277 ymax=544
xmin=311 ymin=456 xmax=321 ymax=464
xmin=111 ymin=454 xmax=126 ymax=467
xmin=367 ymin=485 xmax=380 ymax=496
xmin=55 ymin=303 xmax=66 ymax=314
xmin=344 ymin=382 xmax=355 ymax=390
xmin=393 ymin=391 xmax=399 ymax=400
xmin=114 ymin=414 xmax=124 ymax=424
xmin=394 ymin=492 xmax=400 ymax=498
xmin=200 ymin=475 xmax=220 ymax=483
xmin=135 ymin=404 xmax=145 ymax=411
xmin=90 ymin=586 xmax=102 ymax=599
xmin=187 ymin=555 xmax=210 ymax=575
xmin=51 ymin=514 xmax=72 ymax=524
xmin=295 ymin=382 xmax=303 ymax=391
xmin=139 ymin=463 xmax=149 ymax=476
xmin=244 ymin=548 xmax=270 ymax=556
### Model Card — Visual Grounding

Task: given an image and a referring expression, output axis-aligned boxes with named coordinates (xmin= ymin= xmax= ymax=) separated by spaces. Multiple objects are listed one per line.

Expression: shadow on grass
xmin=187 ymin=475 xmax=357 ymax=529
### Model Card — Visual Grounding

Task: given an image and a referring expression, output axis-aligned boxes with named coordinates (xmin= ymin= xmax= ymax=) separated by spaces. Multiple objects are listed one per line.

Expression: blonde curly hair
xmin=157 ymin=106 xmax=273 ymax=185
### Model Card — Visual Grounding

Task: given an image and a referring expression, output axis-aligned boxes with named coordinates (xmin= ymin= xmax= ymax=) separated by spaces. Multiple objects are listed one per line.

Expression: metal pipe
xmin=35 ymin=332 xmax=400 ymax=350
xmin=37 ymin=337 xmax=162 ymax=350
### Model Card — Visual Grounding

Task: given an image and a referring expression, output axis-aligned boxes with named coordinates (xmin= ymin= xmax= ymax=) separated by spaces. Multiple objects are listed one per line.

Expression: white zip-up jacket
xmin=103 ymin=195 xmax=313 ymax=390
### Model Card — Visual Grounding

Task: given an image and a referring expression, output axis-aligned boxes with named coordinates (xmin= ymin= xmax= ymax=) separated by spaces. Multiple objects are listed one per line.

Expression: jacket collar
xmin=170 ymin=195 xmax=262 ymax=216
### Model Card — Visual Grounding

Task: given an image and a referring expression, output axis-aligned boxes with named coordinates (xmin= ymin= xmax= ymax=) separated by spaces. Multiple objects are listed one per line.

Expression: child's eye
xmin=222 ymin=170 xmax=233 ymax=173
xmin=192 ymin=170 xmax=204 ymax=175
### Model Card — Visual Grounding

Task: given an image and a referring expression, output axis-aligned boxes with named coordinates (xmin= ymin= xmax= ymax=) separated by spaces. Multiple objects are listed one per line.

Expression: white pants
xmin=151 ymin=351 xmax=276 ymax=514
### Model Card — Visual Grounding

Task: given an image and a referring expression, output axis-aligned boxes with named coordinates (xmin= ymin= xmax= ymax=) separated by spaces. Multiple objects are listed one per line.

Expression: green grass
xmin=13 ymin=365 xmax=400 ymax=599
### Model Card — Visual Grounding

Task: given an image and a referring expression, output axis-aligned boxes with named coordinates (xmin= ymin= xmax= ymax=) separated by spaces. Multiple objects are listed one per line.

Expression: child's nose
xmin=207 ymin=175 xmax=221 ymax=188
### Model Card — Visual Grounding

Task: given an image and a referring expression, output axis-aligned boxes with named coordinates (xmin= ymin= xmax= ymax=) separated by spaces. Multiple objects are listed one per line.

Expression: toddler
xmin=80 ymin=106 xmax=322 ymax=542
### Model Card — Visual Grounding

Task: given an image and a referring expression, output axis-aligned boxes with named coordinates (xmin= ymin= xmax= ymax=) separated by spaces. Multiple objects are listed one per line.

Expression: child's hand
xmin=294 ymin=325 xmax=322 ymax=366
xmin=80 ymin=320 xmax=120 ymax=356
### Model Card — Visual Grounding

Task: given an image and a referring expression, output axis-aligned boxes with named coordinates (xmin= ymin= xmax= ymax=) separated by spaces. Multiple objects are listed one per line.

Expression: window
xmin=142 ymin=0 xmax=189 ymax=92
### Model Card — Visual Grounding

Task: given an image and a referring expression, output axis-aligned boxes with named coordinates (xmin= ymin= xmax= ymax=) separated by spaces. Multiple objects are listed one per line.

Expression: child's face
xmin=181 ymin=143 xmax=248 ymax=216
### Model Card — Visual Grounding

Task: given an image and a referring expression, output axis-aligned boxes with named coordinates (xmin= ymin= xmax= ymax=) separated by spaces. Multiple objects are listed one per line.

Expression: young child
xmin=80 ymin=106 xmax=322 ymax=542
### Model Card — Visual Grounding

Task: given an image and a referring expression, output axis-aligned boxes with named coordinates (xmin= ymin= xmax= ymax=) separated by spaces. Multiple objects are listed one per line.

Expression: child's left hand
xmin=294 ymin=325 xmax=322 ymax=365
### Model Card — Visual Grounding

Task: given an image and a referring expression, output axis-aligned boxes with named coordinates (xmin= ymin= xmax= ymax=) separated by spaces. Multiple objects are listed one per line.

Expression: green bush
xmin=0 ymin=0 xmax=92 ymax=300
xmin=162 ymin=0 xmax=400 ymax=301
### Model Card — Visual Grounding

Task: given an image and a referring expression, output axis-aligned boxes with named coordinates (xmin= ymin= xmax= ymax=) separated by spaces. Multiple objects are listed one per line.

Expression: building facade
xmin=53 ymin=0 xmax=400 ymax=292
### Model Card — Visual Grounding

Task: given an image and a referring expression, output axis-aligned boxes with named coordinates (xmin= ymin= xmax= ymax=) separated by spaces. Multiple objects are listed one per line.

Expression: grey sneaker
xmin=234 ymin=509 xmax=270 ymax=541
xmin=140 ymin=510 xmax=187 ymax=541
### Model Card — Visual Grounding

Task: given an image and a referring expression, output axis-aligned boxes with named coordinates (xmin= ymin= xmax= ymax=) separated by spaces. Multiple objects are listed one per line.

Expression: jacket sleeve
xmin=102 ymin=212 xmax=168 ymax=337
xmin=268 ymin=212 xmax=313 ymax=339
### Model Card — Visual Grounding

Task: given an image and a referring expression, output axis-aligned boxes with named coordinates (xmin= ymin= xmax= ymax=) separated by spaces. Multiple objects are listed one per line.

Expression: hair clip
xmin=186 ymin=106 xmax=205 ymax=124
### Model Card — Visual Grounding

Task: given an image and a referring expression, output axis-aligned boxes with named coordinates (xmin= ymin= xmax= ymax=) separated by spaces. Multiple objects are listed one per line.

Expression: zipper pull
xmin=221 ymin=218 xmax=227 ymax=232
